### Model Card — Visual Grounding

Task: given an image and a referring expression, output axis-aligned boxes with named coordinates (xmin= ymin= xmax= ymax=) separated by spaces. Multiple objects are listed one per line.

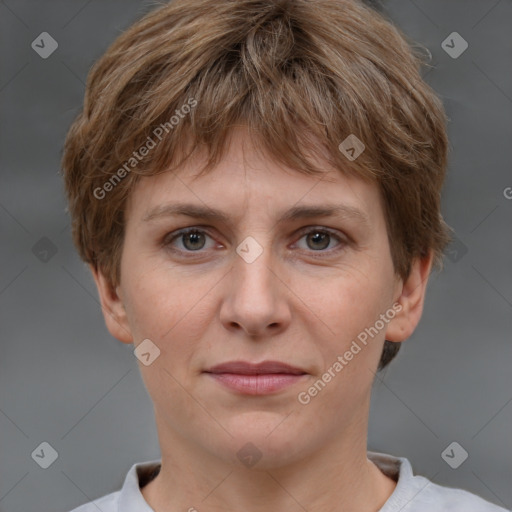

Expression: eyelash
xmin=162 ymin=226 xmax=348 ymax=258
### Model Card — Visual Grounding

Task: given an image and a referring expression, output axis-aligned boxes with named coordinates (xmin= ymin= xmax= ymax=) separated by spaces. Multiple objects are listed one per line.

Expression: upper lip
xmin=204 ymin=360 xmax=307 ymax=375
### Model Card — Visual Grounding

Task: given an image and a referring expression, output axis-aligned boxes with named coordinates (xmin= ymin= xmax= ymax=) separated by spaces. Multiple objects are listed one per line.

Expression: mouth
xmin=203 ymin=360 xmax=308 ymax=395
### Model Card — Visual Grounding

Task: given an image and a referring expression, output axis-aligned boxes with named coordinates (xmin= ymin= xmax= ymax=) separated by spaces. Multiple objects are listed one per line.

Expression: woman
xmin=61 ymin=0 xmax=507 ymax=510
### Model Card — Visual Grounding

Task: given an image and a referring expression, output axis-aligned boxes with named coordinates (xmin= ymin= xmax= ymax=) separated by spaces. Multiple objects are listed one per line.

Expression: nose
xmin=219 ymin=242 xmax=292 ymax=338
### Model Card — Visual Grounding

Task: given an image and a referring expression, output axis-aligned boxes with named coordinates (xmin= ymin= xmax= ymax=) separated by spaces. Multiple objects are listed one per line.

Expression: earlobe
xmin=89 ymin=265 xmax=133 ymax=344
xmin=384 ymin=251 xmax=434 ymax=343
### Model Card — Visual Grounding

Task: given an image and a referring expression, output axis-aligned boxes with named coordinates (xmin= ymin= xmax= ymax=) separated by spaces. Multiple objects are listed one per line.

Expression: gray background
xmin=1 ymin=1 xmax=511 ymax=511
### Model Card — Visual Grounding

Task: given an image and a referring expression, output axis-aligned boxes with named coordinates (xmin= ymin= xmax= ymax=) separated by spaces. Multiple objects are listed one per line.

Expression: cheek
xmin=121 ymin=256 xmax=178 ymax=332
xmin=297 ymin=268 xmax=389 ymax=341
xmin=121 ymin=260 xmax=218 ymax=356
xmin=296 ymin=279 xmax=386 ymax=420
xmin=121 ymin=266 xmax=215 ymax=429
xmin=293 ymin=265 xmax=393 ymax=395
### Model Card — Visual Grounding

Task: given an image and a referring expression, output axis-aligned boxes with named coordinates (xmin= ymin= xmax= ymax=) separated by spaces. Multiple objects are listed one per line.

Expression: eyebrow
xmin=142 ymin=202 xmax=369 ymax=225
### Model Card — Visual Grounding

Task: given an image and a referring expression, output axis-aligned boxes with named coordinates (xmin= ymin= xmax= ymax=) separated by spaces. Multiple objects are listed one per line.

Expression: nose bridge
xmin=220 ymin=233 xmax=290 ymax=336
xmin=233 ymin=234 xmax=277 ymax=306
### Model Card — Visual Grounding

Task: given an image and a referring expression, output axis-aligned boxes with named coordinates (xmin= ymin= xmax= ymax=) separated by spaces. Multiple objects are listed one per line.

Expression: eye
xmin=162 ymin=226 xmax=347 ymax=257
xmin=294 ymin=227 xmax=345 ymax=253
xmin=163 ymin=228 xmax=217 ymax=253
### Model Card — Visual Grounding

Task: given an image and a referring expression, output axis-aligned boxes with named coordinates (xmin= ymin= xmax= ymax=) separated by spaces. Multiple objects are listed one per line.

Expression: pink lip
xmin=204 ymin=360 xmax=308 ymax=395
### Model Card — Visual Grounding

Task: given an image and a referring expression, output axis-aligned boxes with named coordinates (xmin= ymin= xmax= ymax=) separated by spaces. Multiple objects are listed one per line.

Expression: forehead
xmin=126 ymin=128 xmax=384 ymax=227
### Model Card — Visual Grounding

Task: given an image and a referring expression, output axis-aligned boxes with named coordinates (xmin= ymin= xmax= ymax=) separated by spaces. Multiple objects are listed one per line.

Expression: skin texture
xmin=92 ymin=128 xmax=433 ymax=512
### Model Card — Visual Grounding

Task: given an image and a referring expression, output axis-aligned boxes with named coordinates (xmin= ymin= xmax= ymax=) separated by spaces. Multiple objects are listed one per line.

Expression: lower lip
xmin=205 ymin=373 xmax=307 ymax=395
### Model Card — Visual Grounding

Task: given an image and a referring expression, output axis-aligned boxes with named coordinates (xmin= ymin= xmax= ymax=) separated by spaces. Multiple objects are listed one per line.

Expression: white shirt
xmin=69 ymin=451 xmax=509 ymax=511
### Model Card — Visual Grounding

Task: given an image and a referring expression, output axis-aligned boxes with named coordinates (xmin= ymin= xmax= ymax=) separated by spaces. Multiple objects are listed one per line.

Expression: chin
xmin=215 ymin=424 xmax=307 ymax=469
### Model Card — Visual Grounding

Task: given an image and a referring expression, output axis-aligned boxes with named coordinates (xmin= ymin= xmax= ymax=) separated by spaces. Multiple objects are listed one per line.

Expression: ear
xmin=89 ymin=265 xmax=134 ymax=344
xmin=385 ymin=250 xmax=434 ymax=343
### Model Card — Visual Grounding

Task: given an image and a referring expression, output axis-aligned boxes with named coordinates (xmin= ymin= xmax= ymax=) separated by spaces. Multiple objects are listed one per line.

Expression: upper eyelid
xmin=291 ymin=226 xmax=345 ymax=246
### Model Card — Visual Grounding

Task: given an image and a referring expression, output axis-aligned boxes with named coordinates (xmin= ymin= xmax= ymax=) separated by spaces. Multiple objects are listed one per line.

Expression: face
xmin=94 ymin=128 xmax=429 ymax=470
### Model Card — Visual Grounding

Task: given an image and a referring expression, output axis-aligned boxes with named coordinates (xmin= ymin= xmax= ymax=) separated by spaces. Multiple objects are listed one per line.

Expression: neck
xmin=141 ymin=413 xmax=396 ymax=512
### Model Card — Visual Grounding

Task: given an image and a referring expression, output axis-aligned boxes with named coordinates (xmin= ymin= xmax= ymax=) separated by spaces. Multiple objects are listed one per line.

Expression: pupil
xmin=308 ymin=232 xmax=329 ymax=250
xmin=184 ymin=232 xmax=205 ymax=250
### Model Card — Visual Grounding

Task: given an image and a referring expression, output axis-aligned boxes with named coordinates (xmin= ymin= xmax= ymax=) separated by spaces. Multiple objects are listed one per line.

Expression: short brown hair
xmin=61 ymin=0 xmax=452 ymax=370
